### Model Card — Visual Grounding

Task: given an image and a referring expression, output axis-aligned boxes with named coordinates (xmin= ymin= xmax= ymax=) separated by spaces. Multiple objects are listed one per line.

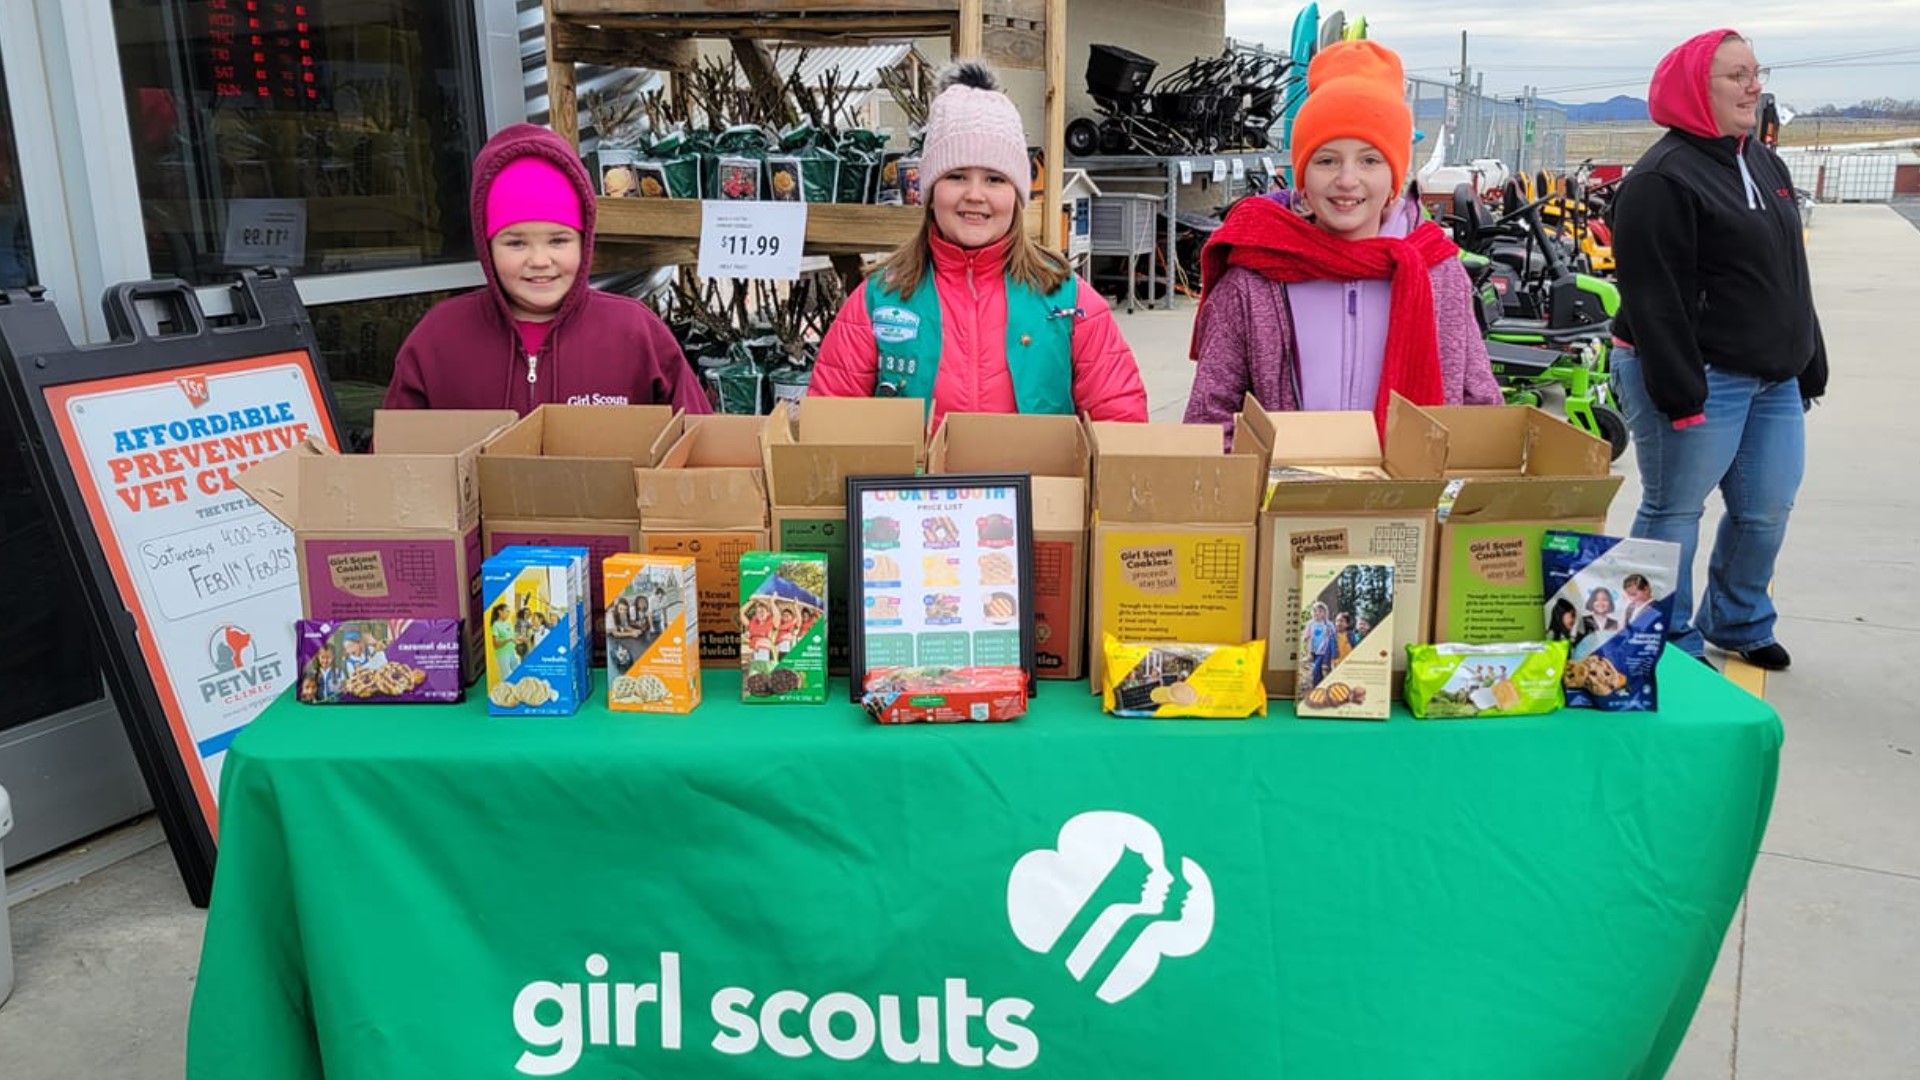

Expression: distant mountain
xmin=1540 ymin=95 xmax=1650 ymax=122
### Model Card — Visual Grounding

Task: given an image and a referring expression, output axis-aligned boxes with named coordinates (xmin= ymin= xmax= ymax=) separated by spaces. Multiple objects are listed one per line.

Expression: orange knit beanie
xmin=1289 ymin=41 xmax=1414 ymax=193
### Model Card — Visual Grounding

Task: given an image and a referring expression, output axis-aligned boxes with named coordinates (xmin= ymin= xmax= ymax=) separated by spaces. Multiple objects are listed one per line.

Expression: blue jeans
xmin=1611 ymin=346 xmax=1805 ymax=656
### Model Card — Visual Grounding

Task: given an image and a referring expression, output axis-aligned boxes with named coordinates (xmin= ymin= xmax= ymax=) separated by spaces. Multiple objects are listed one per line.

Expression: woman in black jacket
xmin=1609 ymin=28 xmax=1825 ymax=671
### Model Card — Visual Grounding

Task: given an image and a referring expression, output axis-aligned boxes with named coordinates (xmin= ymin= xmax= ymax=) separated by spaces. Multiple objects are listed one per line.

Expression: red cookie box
xmin=860 ymin=666 xmax=1030 ymax=725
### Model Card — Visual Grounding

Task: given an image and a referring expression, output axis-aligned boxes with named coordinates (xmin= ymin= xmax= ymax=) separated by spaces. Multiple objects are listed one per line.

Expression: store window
xmin=0 ymin=48 xmax=98 ymax=729
xmin=310 ymin=287 xmax=463 ymax=448
xmin=113 ymin=0 xmax=486 ymax=285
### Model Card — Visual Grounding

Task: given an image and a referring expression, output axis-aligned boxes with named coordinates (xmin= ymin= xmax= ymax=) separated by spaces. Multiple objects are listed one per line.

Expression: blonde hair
xmin=877 ymin=208 xmax=1071 ymax=300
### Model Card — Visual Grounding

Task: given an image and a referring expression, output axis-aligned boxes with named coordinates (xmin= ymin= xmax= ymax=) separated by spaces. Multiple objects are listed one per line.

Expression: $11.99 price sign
xmin=222 ymin=198 xmax=308 ymax=268
xmin=698 ymin=200 xmax=807 ymax=281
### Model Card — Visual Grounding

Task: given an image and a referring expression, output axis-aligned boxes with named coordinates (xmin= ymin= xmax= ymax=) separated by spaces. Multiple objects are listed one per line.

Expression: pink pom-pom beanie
xmin=918 ymin=61 xmax=1031 ymax=204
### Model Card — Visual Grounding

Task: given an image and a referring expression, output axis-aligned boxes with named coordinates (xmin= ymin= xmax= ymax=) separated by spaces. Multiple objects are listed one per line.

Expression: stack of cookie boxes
xmin=1234 ymin=392 xmax=1621 ymax=706
xmin=237 ymin=409 xmax=517 ymax=692
xmin=1084 ymin=419 xmax=1268 ymax=691
xmin=1420 ymin=404 xmax=1621 ymax=645
xmin=927 ymin=412 xmax=1092 ymax=681
xmin=478 ymin=404 xmax=683 ymax=659
xmin=481 ymin=546 xmax=591 ymax=716
xmin=759 ymin=397 xmax=925 ymax=674
xmin=1239 ymin=394 xmax=1449 ymax=699
xmin=634 ymin=414 xmax=770 ymax=668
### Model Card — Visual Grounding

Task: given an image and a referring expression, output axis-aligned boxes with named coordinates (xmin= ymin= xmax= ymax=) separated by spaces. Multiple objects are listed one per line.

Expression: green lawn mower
xmin=1449 ymin=184 xmax=1628 ymax=461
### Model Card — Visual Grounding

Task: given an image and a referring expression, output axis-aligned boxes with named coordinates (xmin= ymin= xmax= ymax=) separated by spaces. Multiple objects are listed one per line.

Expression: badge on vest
xmin=872 ymin=305 xmax=922 ymax=345
xmin=875 ymin=354 xmax=917 ymax=397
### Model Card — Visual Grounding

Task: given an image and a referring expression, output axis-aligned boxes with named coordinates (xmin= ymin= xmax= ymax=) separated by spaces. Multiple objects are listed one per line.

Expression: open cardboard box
xmin=1240 ymin=394 xmax=1451 ymax=697
xmin=237 ymin=409 xmax=517 ymax=683
xmin=928 ymin=412 xmax=1092 ymax=680
xmin=478 ymin=404 xmax=683 ymax=652
xmin=1419 ymin=403 xmax=1623 ymax=643
xmin=1086 ymin=419 xmax=1266 ymax=691
xmin=636 ymin=414 xmax=770 ymax=667
xmin=762 ymin=397 xmax=926 ymax=673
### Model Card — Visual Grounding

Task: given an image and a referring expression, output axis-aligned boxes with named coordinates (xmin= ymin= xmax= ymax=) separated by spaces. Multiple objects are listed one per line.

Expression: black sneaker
xmin=1738 ymin=643 xmax=1791 ymax=671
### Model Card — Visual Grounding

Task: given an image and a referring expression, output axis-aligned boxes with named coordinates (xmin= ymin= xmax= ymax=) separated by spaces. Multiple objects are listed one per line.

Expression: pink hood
xmin=1649 ymin=29 xmax=1740 ymax=139
xmin=469 ymin=123 xmax=598 ymax=328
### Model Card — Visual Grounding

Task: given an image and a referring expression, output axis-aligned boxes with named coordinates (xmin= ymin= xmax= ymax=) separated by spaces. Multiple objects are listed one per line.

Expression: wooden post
xmin=957 ymin=0 xmax=984 ymax=57
xmin=731 ymin=38 xmax=799 ymax=129
xmin=1042 ymin=0 xmax=1065 ymax=249
xmin=544 ymin=2 xmax=578 ymax=143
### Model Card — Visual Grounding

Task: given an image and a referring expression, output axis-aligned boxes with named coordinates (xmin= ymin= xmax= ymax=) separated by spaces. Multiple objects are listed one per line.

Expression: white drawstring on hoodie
xmin=1735 ymin=139 xmax=1763 ymax=210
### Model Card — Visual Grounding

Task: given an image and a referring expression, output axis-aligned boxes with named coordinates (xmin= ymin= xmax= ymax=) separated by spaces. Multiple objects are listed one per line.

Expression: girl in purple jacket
xmin=1184 ymin=42 xmax=1499 ymax=445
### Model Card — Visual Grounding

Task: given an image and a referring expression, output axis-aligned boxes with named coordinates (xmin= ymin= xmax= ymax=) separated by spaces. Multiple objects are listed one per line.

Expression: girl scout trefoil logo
xmin=1006 ymin=811 xmax=1216 ymax=1003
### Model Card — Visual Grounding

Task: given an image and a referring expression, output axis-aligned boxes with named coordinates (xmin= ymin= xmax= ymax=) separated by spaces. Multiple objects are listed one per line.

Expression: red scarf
xmin=1192 ymin=196 xmax=1460 ymax=435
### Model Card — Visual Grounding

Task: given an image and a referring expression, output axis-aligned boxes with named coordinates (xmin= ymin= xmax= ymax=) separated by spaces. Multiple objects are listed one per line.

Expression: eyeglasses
xmin=1715 ymin=67 xmax=1770 ymax=88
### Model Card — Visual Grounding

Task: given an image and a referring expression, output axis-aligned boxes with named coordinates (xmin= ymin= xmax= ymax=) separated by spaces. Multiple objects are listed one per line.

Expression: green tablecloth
xmin=187 ymin=655 xmax=1779 ymax=1080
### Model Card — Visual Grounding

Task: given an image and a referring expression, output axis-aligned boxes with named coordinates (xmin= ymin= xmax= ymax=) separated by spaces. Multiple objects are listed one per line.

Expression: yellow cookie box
xmin=1101 ymin=635 xmax=1269 ymax=719
xmin=604 ymin=554 xmax=702 ymax=714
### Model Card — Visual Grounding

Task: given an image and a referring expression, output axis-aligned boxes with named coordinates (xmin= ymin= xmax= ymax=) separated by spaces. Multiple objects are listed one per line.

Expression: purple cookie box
xmin=295 ymin=618 xmax=466 ymax=704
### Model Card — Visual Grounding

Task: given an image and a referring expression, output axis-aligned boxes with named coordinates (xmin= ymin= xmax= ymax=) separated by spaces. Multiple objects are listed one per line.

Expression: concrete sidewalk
xmin=1 ymin=204 xmax=1914 ymax=1078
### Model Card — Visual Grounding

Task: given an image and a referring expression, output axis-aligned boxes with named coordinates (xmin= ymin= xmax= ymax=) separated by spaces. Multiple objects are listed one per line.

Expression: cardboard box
xmin=636 ymin=414 xmax=770 ymax=668
xmin=1086 ymin=419 xmax=1266 ymax=690
xmin=482 ymin=547 xmax=591 ymax=716
xmin=928 ymin=412 xmax=1091 ymax=680
xmin=1422 ymin=404 xmax=1622 ymax=644
xmin=604 ymin=553 xmax=702 ymax=714
xmin=238 ymin=409 xmax=517 ymax=684
xmin=479 ymin=404 xmax=682 ymax=654
xmin=762 ymin=397 xmax=925 ymax=674
xmin=1240 ymin=396 xmax=1450 ymax=697
xmin=1295 ymin=555 xmax=1395 ymax=720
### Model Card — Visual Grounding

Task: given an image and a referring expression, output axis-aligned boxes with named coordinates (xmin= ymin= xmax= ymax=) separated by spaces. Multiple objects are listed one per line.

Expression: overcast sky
xmin=1223 ymin=0 xmax=1920 ymax=108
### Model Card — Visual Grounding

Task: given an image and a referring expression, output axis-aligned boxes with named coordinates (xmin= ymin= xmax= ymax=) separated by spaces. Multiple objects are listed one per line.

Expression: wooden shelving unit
xmin=542 ymin=0 xmax=1068 ymax=273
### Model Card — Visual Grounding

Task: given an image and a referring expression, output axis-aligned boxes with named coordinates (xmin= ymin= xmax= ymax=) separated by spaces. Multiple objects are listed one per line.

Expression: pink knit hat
xmin=485 ymin=156 xmax=584 ymax=238
xmin=918 ymin=62 xmax=1031 ymax=204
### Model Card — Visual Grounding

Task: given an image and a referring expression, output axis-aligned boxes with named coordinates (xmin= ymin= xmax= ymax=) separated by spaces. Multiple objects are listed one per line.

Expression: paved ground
xmin=1888 ymin=195 xmax=1920 ymax=233
xmin=1 ymin=203 xmax=1914 ymax=1078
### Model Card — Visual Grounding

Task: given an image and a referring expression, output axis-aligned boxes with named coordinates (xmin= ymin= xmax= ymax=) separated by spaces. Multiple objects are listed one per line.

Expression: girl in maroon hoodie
xmin=384 ymin=124 xmax=710 ymax=416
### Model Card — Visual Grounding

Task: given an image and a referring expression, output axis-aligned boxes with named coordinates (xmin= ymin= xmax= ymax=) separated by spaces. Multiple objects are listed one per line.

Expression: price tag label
xmin=1231 ymin=158 xmax=1246 ymax=180
xmin=222 ymin=199 xmax=308 ymax=267
xmin=1212 ymin=160 xmax=1228 ymax=182
xmin=1262 ymin=155 xmax=1276 ymax=177
xmin=698 ymin=200 xmax=807 ymax=281
xmin=1178 ymin=160 xmax=1194 ymax=184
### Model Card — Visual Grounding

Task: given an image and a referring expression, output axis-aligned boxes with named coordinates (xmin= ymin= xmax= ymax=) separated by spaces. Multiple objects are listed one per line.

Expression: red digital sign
xmin=201 ymin=0 xmax=321 ymax=106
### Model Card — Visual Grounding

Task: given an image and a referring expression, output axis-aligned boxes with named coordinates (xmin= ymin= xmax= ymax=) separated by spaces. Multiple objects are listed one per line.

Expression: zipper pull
xmin=526 ymin=352 xmax=539 ymax=385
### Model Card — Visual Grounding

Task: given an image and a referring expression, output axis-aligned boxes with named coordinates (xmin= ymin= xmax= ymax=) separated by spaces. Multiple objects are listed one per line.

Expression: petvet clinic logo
xmin=208 ymin=624 xmax=254 ymax=671
xmin=175 ymin=374 xmax=211 ymax=408
xmin=1006 ymin=810 xmax=1215 ymax=1003
xmin=199 ymin=623 xmax=284 ymax=705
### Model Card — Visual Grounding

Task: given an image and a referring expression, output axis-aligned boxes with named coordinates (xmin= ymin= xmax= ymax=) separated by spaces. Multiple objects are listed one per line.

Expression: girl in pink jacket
xmin=810 ymin=63 xmax=1148 ymax=426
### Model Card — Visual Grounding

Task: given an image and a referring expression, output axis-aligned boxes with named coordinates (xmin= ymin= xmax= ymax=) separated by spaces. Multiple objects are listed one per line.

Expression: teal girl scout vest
xmin=864 ymin=272 xmax=1079 ymax=417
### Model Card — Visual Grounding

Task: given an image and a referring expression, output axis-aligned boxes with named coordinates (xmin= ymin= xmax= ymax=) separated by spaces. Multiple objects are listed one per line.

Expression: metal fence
xmin=1406 ymin=75 xmax=1568 ymax=177
xmin=1782 ymin=152 xmax=1903 ymax=202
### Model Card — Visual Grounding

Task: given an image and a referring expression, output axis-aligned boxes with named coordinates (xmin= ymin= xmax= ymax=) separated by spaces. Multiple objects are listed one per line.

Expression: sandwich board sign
xmin=0 ymin=271 xmax=340 ymax=905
